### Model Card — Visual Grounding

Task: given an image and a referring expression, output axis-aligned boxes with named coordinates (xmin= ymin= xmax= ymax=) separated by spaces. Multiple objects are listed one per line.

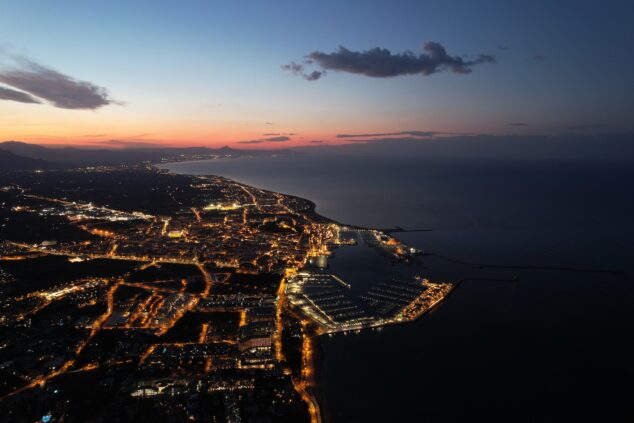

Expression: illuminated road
xmin=0 ymin=280 xmax=121 ymax=400
xmin=0 ymin=244 xmax=218 ymax=398
xmin=274 ymin=275 xmax=322 ymax=423
xmin=0 ymin=172 xmax=447 ymax=423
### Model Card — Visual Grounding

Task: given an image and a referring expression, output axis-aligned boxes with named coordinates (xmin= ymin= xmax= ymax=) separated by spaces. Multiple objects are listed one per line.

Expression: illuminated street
xmin=0 ymin=167 xmax=454 ymax=422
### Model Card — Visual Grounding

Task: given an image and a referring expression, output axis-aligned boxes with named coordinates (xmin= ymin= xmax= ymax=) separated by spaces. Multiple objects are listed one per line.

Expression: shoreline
xmin=154 ymin=161 xmax=450 ymax=422
xmin=156 ymin=161 xmax=377 ymax=231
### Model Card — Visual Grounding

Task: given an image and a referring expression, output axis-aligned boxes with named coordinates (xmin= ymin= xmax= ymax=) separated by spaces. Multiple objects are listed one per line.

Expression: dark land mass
xmin=128 ymin=263 xmax=201 ymax=283
xmin=0 ymin=255 xmax=140 ymax=296
xmin=0 ymin=141 xmax=290 ymax=168
xmin=0 ymin=149 xmax=54 ymax=171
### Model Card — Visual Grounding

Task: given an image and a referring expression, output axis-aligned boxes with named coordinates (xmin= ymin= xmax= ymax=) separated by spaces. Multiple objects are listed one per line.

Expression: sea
xmin=161 ymin=153 xmax=634 ymax=422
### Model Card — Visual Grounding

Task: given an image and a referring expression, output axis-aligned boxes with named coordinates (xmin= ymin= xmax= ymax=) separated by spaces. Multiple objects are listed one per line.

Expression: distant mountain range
xmin=0 ymin=148 xmax=53 ymax=171
xmin=0 ymin=141 xmax=283 ymax=170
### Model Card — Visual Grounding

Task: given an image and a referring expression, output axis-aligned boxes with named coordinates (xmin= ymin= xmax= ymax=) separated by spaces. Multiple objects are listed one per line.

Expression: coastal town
xmin=0 ymin=166 xmax=454 ymax=422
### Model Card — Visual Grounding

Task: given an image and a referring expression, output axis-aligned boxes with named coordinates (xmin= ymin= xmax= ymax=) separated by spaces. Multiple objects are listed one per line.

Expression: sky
xmin=0 ymin=0 xmax=633 ymax=148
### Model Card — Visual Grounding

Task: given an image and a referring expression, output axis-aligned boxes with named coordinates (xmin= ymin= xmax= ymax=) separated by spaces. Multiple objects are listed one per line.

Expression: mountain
xmin=0 ymin=141 xmax=61 ymax=161
xmin=0 ymin=149 xmax=53 ymax=171
xmin=0 ymin=141 xmax=287 ymax=167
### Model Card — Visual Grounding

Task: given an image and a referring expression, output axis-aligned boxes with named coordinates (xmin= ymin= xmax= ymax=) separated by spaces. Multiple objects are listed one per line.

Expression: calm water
xmin=162 ymin=154 xmax=634 ymax=422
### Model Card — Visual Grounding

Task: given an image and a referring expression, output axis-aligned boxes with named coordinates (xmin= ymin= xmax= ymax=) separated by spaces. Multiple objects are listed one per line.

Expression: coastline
xmin=155 ymin=162 xmax=450 ymax=423
xmin=156 ymin=161 xmax=332 ymax=422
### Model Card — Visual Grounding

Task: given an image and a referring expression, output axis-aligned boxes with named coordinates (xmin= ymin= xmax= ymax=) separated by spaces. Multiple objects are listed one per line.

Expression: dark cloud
xmin=566 ymin=124 xmax=607 ymax=131
xmin=337 ymin=130 xmax=438 ymax=139
xmin=0 ymin=85 xmax=41 ymax=104
xmin=310 ymin=140 xmax=325 ymax=144
xmin=237 ymin=136 xmax=291 ymax=145
xmin=0 ymin=55 xmax=114 ymax=109
xmin=508 ymin=122 xmax=529 ymax=127
xmin=281 ymin=62 xmax=324 ymax=81
xmin=532 ymin=54 xmax=547 ymax=62
xmin=263 ymin=132 xmax=295 ymax=136
xmin=285 ymin=42 xmax=495 ymax=80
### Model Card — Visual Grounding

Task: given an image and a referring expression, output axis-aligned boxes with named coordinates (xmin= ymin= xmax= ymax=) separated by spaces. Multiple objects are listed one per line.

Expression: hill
xmin=0 ymin=141 xmax=285 ymax=167
xmin=0 ymin=149 xmax=53 ymax=171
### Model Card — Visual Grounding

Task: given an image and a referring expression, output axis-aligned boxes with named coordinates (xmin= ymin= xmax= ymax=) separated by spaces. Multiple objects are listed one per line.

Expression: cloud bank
xmin=87 ymin=140 xmax=170 ymax=149
xmin=0 ymin=54 xmax=114 ymax=109
xmin=337 ymin=130 xmax=438 ymax=139
xmin=237 ymin=136 xmax=291 ymax=145
xmin=283 ymin=42 xmax=495 ymax=80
